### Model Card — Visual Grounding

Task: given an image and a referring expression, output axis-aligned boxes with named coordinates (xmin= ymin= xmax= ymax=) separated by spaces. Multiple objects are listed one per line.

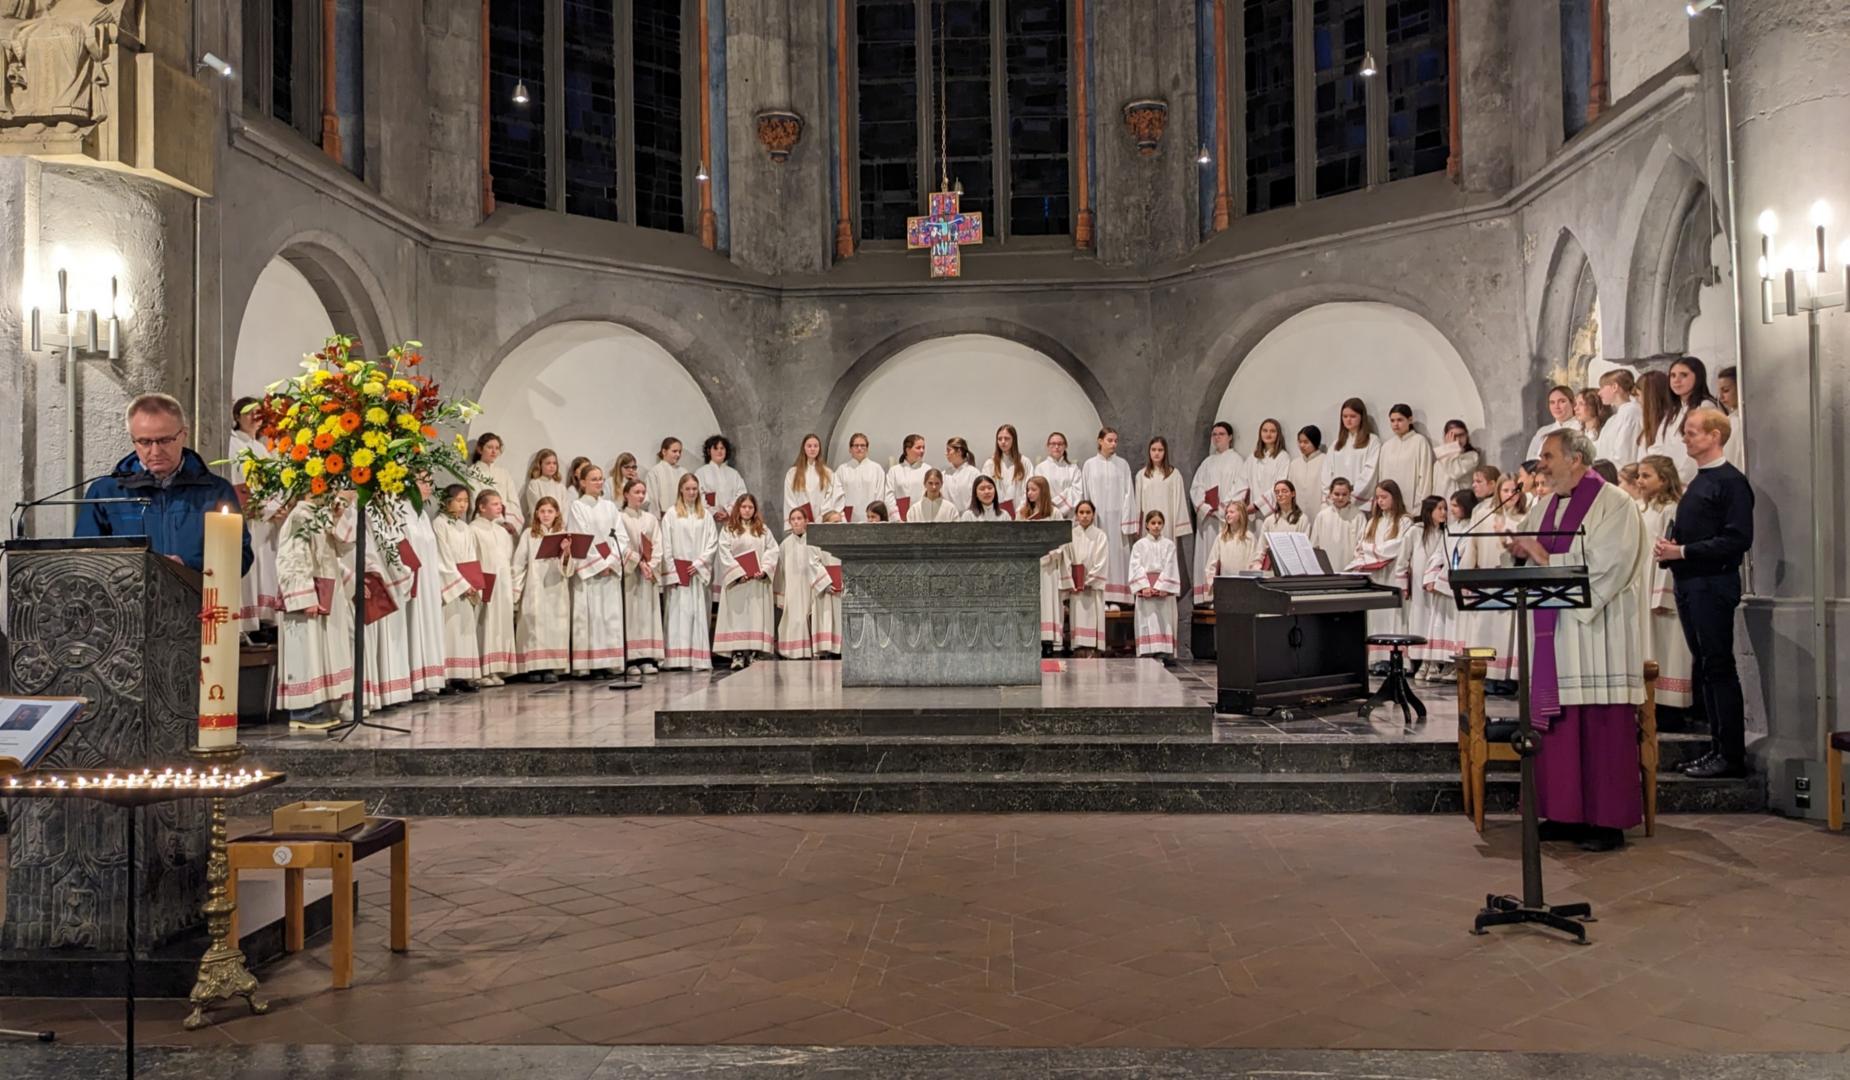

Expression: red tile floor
xmin=5 ymin=812 xmax=1850 ymax=1053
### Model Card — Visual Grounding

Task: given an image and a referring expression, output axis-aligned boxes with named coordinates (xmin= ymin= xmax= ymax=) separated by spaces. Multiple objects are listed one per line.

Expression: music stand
xmin=1451 ymin=547 xmax=1594 ymax=944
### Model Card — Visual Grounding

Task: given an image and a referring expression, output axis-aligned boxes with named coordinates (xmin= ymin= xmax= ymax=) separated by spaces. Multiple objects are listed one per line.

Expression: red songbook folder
xmin=796 ymin=502 xmax=815 ymax=524
xmin=457 ymin=560 xmax=488 ymax=597
xmin=314 ymin=576 xmax=335 ymax=613
xmin=1000 ymin=499 xmax=1016 ymax=518
xmin=482 ymin=573 xmax=498 ymax=604
xmin=536 ymin=532 xmax=567 ymax=559
xmin=396 ymin=538 xmax=422 ymax=575
xmin=842 ymin=505 xmax=854 ymax=522
xmin=568 ymin=533 xmax=596 ymax=559
xmin=826 ymin=565 xmax=843 ymax=593
xmin=639 ymin=532 xmax=653 ymax=563
xmin=737 ymin=549 xmax=762 ymax=580
xmin=363 ymin=571 xmax=398 ymax=625
xmin=704 ymin=491 xmax=717 ymax=508
xmin=674 ymin=558 xmax=694 ymax=587
xmin=896 ymin=496 xmax=912 ymax=521
xmin=596 ymin=542 xmax=613 ymax=562
xmin=1071 ymin=563 xmax=1087 ymax=591
xmin=1205 ymin=486 xmax=1221 ymax=512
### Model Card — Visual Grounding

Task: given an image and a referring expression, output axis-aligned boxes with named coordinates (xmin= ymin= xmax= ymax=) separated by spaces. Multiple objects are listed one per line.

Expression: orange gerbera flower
xmin=325 ymin=454 xmax=346 ymax=474
xmin=420 ymin=425 xmax=437 ymax=439
xmin=350 ymin=465 xmax=372 ymax=485
xmin=290 ymin=443 xmax=310 ymax=462
xmin=321 ymin=401 xmax=341 ymax=413
xmin=310 ymin=476 xmax=328 ymax=495
xmin=387 ymin=391 xmax=408 ymax=403
xmin=338 ymin=411 xmax=361 ymax=433
xmin=313 ymin=432 xmax=336 ymax=451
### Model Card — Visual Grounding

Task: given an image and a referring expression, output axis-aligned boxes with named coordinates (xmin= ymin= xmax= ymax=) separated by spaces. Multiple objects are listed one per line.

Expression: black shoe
xmin=1677 ymin=751 xmax=1720 ymax=774
xmin=454 ymin=680 xmax=479 ymax=694
xmin=1685 ymin=757 xmax=1748 ymax=780
xmin=1537 ymin=820 xmax=1586 ymax=843
xmin=1577 ymin=827 xmax=1626 ymax=853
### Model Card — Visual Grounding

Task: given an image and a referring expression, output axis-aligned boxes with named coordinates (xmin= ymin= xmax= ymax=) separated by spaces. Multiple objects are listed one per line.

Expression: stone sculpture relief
xmin=0 ymin=0 xmax=134 ymax=136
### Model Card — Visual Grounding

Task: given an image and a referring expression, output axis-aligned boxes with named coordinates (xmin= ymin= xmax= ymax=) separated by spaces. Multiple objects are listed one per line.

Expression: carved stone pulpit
xmin=1 ymin=536 xmax=208 ymax=953
xmin=808 ymin=521 xmax=1069 ymax=687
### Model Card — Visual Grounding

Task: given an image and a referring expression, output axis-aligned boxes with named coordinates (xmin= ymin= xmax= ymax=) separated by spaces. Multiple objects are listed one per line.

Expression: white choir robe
xmin=1127 ymin=535 xmax=1182 ymax=657
xmin=1288 ymin=450 xmax=1328 ymax=507
xmin=568 ymin=495 xmax=629 ymax=673
xmin=696 ymin=462 xmax=748 ymax=522
xmin=645 ymin=458 xmax=684 ymax=517
xmin=1404 ymin=527 xmax=1458 ymax=664
xmin=911 ymin=496 xmax=962 ymax=523
xmin=1246 ymin=452 xmax=1289 ymax=516
xmin=474 ymin=461 xmax=525 ymax=531
xmin=981 ymin=457 xmax=1032 ymax=517
xmin=230 ymin=431 xmax=282 ymax=630
xmin=362 ymin=511 xmax=415 ymax=709
xmin=1034 ymin=457 xmax=1083 ymax=517
xmin=1348 ymin=516 xmax=1414 ymax=655
xmin=1596 ymin=400 xmax=1645 ymax=467
xmin=1644 ymin=408 xmax=1698 ymax=484
xmin=1520 ymin=482 xmax=1646 ymax=705
xmin=961 ymin=505 xmax=1011 ymax=522
xmin=1064 ymin=523 xmax=1109 ymax=651
xmin=469 ymin=517 xmax=519 ymax=678
xmin=1136 ymin=468 xmax=1192 ymax=537
xmin=774 ymin=533 xmax=820 ymax=658
xmin=1422 ymin=532 xmax=1468 ymax=664
xmin=783 ymin=463 xmax=843 ymax=524
xmin=522 ymin=477 xmax=570 ymax=521
xmin=1322 ymin=440 xmax=1381 ymax=501
xmin=275 ymin=500 xmax=356 ymax=710
xmin=397 ymin=503 xmax=448 ymax=695
xmin=1433 ymin=446 xmax=1480 ymax=502
xmin=1262 ymin=510 xmax=1313 ymax=539
xmin=1201 ymin=530 xmax=1264 ymax=603
xmin=811 ymin=549 xmax=843 ymax=654
xmin=1455 ymin=504 xmax=1518 ymax=680
xmin=716 ymin=529 xmax=779 ymax=656
xmin=1723 ymin=407 xmax=1745 ymax=471
xmin=1639 ymin=501 xmax=1694 ymax=708
xmin=834 ymin=459 xmax=889 ymax=524
xmin=941 ymin=462 xmax=982 ymax=513
xmin=1189 ymin=449 xmax=1249 ymax=602
xmin=1526 ymin=419 xmax=1582 ymax=462
xmin=885 ymin=460 xmax=930 ymax=520
xmin=618 ymin=506 xmax=667 ymax=665
xmin=1377 ymin=430 xmax=1434 ymax=503
xmin=1080 ymin=454 xmax=1138 ymax=606
xmin=433 ymin=514 xmax=484 ymax=682
xmin=661 ymin=506 xmax=719 ymax=670
xmin=1309 ymin=503 xmax=1364 ymax=574
xmin=511 ymin=528 xmax=573 ymax=674
xmin=1037 ymin=541 xmax=1069 ymax=647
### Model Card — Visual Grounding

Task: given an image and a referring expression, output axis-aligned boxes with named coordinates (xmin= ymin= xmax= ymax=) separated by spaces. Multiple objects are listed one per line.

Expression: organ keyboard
xmin=1212 ymin=573 xmax=1402 ymax=713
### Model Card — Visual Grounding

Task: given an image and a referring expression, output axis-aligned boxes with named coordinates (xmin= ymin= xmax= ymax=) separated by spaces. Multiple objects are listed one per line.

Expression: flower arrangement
xmin=231 ymin=335 xmax=482 ymax=522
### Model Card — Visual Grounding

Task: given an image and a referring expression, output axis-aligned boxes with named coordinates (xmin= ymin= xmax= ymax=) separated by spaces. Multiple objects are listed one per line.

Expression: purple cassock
xmin=1528 ymin=470 xmax=1644 ymax=831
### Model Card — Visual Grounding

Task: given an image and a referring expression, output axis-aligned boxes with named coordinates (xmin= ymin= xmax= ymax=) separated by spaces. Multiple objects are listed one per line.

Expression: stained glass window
xmin=1004 ymin=0 xmax=1069 ymax=235
xmin=1243 ymin=0 xmax=1295 ymax=214
xmin=1385 ymin=0 xmax=1447 ymax=181
xmin=1311 ymin=0 xmax=1368 ymax=199
xmin=563 ymin=0 xmax=619 ymax=221
xmin=857 ymin=0 xmax=922 ymax=240
xmin=489 ymin=0 xmax=549 ymax=211
xmin=933 ymin=1 xmax=996 ymax=227
xmin=269 ymin=0 xmax=294 ymax=128
xmin=633 ymin=0 xmax=686 ymax=232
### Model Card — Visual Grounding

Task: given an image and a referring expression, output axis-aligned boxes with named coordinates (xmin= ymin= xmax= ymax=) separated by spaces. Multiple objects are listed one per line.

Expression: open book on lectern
xmin=0 ymin=696 xmax=84 ymax=776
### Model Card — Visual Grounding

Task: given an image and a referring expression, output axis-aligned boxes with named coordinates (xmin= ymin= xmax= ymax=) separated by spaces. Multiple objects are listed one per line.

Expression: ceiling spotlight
xmin=695 ymin=160 xmax=710 ymax=183
xmin=511 ymin=80 xmax=530 ymax=105
xmin=1196 ymin=143 xmax=1211 ymax=166
xmin=196 ymin=53 xmax=233 ymax=79
xmin=1686 ymin=0 xmax=1722 ymax=15
xmin=1359 ymin=50 xmax=1378 ymax=78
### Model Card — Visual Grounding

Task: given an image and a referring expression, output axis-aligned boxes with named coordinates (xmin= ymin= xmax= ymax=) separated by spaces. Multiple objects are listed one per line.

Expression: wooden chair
xmin=1456 ymin=655 xmax=1659 ymax=836
xmin=227 ymin=818 xmax=410 ymax=989
xmin=1828 ymin=731 xmax=1849 ymax=832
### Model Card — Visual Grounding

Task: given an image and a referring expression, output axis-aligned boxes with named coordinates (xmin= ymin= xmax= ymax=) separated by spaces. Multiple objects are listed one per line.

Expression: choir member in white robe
xmin=1064 ymin=502 xmax=1110 ymax=654
xmin=695 ymin=434 xmax=748 ymax=527
xmin=1404 ymin=497 xmax=1457 ymax=677
xmin=469 ymin=491 xmax=519 ymax=684
xmin=1718 ymin=367 xmax=1745 ymax=470
xmin=661 ymin=474 xmax=719 ymax=671
xmin=1426 ymin=492 xmax=1478 ymax=679
xmin=568 ymin=468 xmax=629 ymax=676
xmin=1033 ymin=432 xmax=1084 ymax=517
xmin=1452 ymin=478 xmax=1513 ymax=683
xmin=1636 ymin=457 xmax=1694 ymax=709
xmin=1637 ymin=371 xmax=1696 ymax=483
xmin=1187 ymin=423 xmax=1248 ymax=603
xmin=1482 ymin=476 xmax=1532 ymax=684
xmin=1202 ymin=502 xmax=1265 ymax=592
xmin=716 ymin=494 xmax=779 ymax=667
xmin=1081 ymin=429 xmax=1139 ymax=607
xmin=962 ymin=475 xmax=1011 ymax=521
xmin=1574 ymin=389 xmax=1610 ymax=454
xmin=783 ymin=433 xmax=843 ymax=524
xmin=1288 ymin=426 xmax=1329 ymax=507
xmin=397 ymin=479 xmax=449 ymax=699
xmin=645 ymin=438 xmax=686 ymax=517
xmin=1135 ymin=440 xmax=1191 ymax=545
xmin=511 ymin=496 xmax=573 ymax=681
xmin=1308 ymin=480 xmax=1365 ymax=571
xmin=1377 ymin=405 xmax=1435 ymax=504
xmin=912 ymin=469 xmax=962 ymax=522
xmin=615 ymin=479 xmax=667 ymax=673
xmin=229 ymin=406 xmax=281 ymax=631
xmin=941 ymin=437 xmax=983 ymax=512
xmin=1019 ymin=479 xmax=1068 ymax=649
xmin=1128 ymin=514 xmax=1182 ymax=661
xmin=1260 ymin=482 xmax=1314 ymax=570
xmin=774 ymin=510 xmax=820 ymax=658
xmin=810 ymin=512 xmax=844 ymax=656
xmin=361 ymin=505 xmax=415 ymax=710
xmin=522 ymin=449 xmax=570 ymax=521
xmin=834 ymin=433 xmax=889 ymax=524
xmin=981 ymin=424 xmax=1032 ymax=517
xmin=469 ymin=432 xmax=525 ymax=532
xmin=275 ymin=496 xmax=356 ymax=716
xmin=1349 ymin=482 xmax=1415 ymax=656
xmin=1526 ymin=386 xmax=1582 ymax=460
xmin=1246 ymin=419 xmax=1290 ymax=516
xmin=1323 ymin=399 xmax=1383 ymax=500
xmin=1594 ymin=371 xmax=1644 ymax=467
xmin=1433 ymin=421 xmax=1481 ymax=502
xmin=885 ymin=435 xmax=931 ymax=521
xmin=432 ymin=486 xmax=485 ymax=688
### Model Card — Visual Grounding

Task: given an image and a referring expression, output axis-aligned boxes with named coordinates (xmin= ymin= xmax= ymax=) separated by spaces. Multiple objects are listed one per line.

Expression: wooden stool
xmin=1105 ymin=608 xmax=1135 ymax=656
xmin=1828 ymin=731 xmax=1850 ymax=831
xmin=1361 ymin=634 xmax=1427 ymax=726
xmin=227 ymin=817 xmax=410 ymax=989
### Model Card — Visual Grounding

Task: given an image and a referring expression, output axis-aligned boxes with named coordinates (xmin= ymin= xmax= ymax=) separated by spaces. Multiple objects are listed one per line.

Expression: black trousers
xmin=1673 ymin=573 xmax=1745 ymax=765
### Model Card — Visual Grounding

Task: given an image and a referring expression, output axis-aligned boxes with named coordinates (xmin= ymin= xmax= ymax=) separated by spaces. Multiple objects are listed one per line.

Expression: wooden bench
xmin=227 ymin=817 xmax=410 ymax=989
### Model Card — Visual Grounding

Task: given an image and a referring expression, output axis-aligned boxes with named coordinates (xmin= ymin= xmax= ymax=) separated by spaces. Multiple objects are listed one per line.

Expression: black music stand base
xmin=1473 ymin=893 xmax=1593 ymax=944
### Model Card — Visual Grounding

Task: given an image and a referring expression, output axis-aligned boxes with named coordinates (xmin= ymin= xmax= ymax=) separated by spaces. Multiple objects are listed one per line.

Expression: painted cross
xmin=198 ymin=588 xmax=232 ymax=647
xmin=907 ymin=190 xmax=984 ymax=279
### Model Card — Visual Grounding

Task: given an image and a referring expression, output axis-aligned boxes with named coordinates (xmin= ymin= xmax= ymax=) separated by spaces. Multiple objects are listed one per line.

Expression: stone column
xmin=1454 ymin=0 xmax=1513 ymax=194
xmin=725 ymin=0 xmax=832 ymax=275
xmin=1091 ymin=0 xmax=1197 ymax=268
xmin=1728 ymin=0 xmax=1850 ymax=815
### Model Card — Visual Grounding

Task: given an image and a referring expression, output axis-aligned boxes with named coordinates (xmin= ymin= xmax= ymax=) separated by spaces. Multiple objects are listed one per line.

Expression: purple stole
xmin=1529 ymin=471 xmax=1605 ymax=731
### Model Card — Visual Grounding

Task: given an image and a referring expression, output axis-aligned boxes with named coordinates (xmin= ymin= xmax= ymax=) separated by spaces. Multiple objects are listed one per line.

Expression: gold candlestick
xmin=183 ymin=743 xmax=269 ymax=1030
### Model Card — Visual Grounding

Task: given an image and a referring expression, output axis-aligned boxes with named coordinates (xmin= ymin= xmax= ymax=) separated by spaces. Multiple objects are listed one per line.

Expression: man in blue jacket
xmin=75 ymin=393 xmax=254 ymax=576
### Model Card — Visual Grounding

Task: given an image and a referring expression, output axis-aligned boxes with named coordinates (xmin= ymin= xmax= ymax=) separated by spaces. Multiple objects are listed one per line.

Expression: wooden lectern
xmin=0 ymin=537 xmax=209 ymax=954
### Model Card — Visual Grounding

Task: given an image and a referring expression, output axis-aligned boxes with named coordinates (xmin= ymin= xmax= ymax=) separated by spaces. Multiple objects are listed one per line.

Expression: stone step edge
xmin=253 ymin=731 xmax=1713 ymax=752
xmin=266 ymin=770 xmax=1753 ymax=788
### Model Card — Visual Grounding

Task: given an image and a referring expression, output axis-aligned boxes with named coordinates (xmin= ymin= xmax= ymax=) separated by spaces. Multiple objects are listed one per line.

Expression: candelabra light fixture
xmin=1757 ymin=203 xmax=1850 ymax=321
xmin=27 ymin=267 xmax=120 ymax=361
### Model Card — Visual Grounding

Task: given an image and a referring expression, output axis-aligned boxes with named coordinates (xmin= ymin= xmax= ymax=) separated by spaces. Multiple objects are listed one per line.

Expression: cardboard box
xmin=271 ymin=800 xmax=367 ymax=835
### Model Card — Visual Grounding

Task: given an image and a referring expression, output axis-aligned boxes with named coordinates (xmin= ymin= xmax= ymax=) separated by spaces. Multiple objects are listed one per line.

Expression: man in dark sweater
xmin=1654 ymin=408 xmax=1754 ymax=779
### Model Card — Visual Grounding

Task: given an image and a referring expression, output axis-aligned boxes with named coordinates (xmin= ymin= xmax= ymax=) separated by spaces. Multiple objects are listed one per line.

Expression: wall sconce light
xmin=1686 ymin=0 xmax=1722 ymax=16
xmin=1360 ymin=51 xmax=1378 ymax=78
xmin=196 ymin=53 xmax=234 ymax=79
xmin=1196 ymin=143 xmax=1211 ymax=166
xmin=28 ymin=268 xmax=119 ymax=361
xmin=695 ymin=160 xmax=710 ymax=183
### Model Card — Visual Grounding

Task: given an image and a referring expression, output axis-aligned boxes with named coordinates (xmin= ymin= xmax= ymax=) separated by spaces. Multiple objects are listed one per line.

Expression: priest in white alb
xmin=1187 ymin=422 xmax=1247 ymax=605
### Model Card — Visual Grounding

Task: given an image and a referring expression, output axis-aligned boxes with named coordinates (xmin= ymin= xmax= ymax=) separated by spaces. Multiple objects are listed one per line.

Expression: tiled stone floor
xmin=6 ymin=811 xmax=1849 ymax=1054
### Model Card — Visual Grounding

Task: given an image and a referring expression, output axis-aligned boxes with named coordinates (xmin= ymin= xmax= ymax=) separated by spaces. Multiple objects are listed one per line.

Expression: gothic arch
xmin=1535 ymin=227 xmax=1601 ymax=388
xmin=226 ymin=230 xmax=396 ymax=368
xmin=1621 ymin=144 xmax=1714 ymax=358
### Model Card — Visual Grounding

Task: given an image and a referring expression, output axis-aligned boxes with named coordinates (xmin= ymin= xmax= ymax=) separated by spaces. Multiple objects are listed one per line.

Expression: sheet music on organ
xmin=1265 ymin=531 xmax=1325 ymax=578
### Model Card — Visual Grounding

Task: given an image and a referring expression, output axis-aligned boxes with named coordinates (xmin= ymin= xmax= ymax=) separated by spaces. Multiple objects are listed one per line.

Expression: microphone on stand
xmin=9 ymin=470 xmax=127 ymax=540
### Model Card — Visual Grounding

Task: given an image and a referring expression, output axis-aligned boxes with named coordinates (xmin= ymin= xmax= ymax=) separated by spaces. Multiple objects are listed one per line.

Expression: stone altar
xmin=807 ymin=521 xmax=1069 ymax=687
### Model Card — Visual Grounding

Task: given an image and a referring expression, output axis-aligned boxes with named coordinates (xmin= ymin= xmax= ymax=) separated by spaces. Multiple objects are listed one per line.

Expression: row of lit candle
xmin=3 ymin=766 xmax=271 ymax=792
xmin=1756 ymin=203 xmax=1850 ymax=320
